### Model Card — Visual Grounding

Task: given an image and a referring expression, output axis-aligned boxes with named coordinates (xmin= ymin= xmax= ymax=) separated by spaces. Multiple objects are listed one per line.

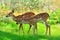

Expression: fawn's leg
xmin=32 ymin=24 xmax=36 ymax=34
xmin=48 ymin=24 xmax=50 ymax=35
xmin=35 ymin=23 xmax=38 ymax=34
xmin=21 ymin=25 xmax=24 ymax=33
xmin=27 ymin=24 xmax=32 ymax=33
xmin=19 ymin=23 xmax=24 ymax=34
xmin=45 ymin=22 xmax=50 ymax=35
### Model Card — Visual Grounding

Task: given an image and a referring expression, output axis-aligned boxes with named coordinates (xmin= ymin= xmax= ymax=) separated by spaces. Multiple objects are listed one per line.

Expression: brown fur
xmin=6 ymin=10 xmax=35 ymax=34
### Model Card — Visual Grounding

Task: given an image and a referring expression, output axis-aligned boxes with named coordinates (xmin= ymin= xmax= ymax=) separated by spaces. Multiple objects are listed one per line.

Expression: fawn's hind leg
xmin=45 ymin=22 xmax=50 ymax=35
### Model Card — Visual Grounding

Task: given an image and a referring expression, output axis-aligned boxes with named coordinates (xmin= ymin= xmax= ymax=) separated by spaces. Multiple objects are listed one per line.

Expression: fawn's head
xmin=6 ymin=9 xmax=14 ymax=17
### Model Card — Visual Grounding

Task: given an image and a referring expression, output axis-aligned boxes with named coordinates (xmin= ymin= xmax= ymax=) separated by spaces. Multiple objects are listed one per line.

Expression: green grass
xmin=0 ymin=22 xmax=60 ymax=40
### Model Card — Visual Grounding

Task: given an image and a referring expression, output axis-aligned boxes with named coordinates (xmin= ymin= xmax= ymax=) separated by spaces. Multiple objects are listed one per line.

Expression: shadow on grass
xmin=0 ymin=31 xmax=60 ymax=40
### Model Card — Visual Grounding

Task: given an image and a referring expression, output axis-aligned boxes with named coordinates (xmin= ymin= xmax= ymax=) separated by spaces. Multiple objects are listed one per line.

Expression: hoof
xmin=16 ymin=22 xmax=18 ymax=24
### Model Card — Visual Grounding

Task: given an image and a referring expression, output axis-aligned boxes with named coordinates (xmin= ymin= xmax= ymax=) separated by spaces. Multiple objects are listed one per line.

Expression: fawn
xmin=27 ymin=12 xmax=50 ymax=35
xmin=16 ymin=12 xmax=50 ymax=35
xmin=6 ymin=9 xmax=35 ymax=34
xmin=6 ymin=9 xmax=50 ymax=35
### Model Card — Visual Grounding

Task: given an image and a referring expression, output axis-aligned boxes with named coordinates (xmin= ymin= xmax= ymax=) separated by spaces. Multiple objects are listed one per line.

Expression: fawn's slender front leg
xmin=27 ymin=24 xmax=32 ymax=33
xmin=35 ymin=23 xmax=38 ymax=34
xmin=49 ymin=26 xmax=50 ymax=35
xmin=32 ymin=23 xmax=37 ymax=34
xmin=19 ymin=23 xmax=24 ymax=34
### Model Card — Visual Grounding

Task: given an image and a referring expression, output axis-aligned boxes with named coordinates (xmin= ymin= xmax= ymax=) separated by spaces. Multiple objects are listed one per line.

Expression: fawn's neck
xmin=12 ymin=15 xmax=17 ymax=21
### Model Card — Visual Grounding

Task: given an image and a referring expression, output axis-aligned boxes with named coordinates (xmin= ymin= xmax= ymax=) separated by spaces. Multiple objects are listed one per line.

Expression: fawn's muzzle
xmin=6 ymin=15 xmax=8 ymax=17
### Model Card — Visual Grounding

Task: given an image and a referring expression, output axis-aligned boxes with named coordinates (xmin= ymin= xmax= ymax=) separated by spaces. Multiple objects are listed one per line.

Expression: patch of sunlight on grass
xmin=40 ymin=39 xmax=48 ymax=40
xmin=51 ymin=24 xmax=60 ymax=36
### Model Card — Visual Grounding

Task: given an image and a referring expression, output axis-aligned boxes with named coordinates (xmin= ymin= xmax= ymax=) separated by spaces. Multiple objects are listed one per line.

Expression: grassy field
xmin=0 ymin=22 xmax=60 ymax=40
xmin=0 ymin=0 xmax=60 ymax=40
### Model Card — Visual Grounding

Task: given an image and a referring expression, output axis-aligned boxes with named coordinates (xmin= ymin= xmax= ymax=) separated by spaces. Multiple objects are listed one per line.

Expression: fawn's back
xmin=15 ymin=12 xmax=35 ymax=23
xmin=28 ymin=12 xmax=49 ymax=24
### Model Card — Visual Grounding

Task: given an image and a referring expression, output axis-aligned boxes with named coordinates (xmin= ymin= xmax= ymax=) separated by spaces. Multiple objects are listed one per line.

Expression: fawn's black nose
xmin=6 ymin=16 xmax=8 ymax=17
xmin=6 ymin=16 xmax=7 ymax=17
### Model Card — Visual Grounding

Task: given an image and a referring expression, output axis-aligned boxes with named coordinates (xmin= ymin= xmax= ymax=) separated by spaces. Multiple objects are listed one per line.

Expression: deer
xmin=27 ymin=12 xmax=50 ymax=35
xmin=17 ymin=12 xmax=50 ymax=35
xmin=6 ymin=10 xmax=50 ymax=35
xmin=6 ymin=9 xmax=35 ymax=34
